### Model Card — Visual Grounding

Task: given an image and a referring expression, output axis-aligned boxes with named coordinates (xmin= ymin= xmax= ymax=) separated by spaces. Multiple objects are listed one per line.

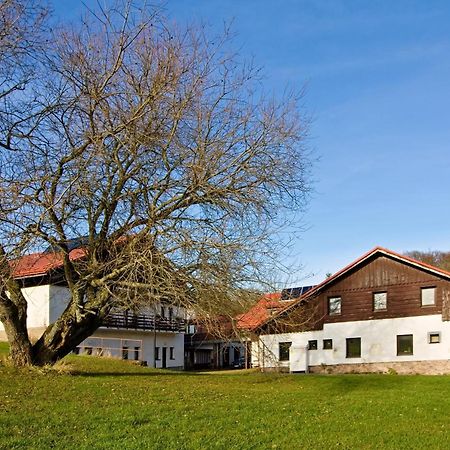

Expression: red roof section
xmin=237 ymin=292 xmax=295 ymax=331
xmin=11 ymin=248 xmax=86 ymax=279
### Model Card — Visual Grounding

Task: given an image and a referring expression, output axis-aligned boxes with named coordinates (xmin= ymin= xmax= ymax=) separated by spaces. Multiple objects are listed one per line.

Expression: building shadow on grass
xmin=70 ymin=370 xmax=207 ymax=377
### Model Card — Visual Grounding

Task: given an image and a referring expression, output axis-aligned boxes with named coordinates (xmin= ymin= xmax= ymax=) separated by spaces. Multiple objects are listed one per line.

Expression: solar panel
xmin=280 ymin=285 xmax=314 ymax=300
xmin=43 ymin=236 xmax=90 ymax=253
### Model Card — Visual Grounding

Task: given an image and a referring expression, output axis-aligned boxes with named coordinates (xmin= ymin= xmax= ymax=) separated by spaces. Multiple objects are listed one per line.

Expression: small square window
xmin=421 ymin=287 xmax=436 ymax=306
xmin=308 ymin=340 xmax=318 ymax=350
xmin=428 ymin=332 xmax=440 ymax=344
xmin=397 ymin=334 xmax=413 ymax=355
xmin=323 ymin=339 xmax=333 ymax=350
xmin=373 ymin=292 xmax=387 ymax=310
xmin=279 ymin=342 xmax=292 ymax=361
xmin=328 ymin=297 xmax=341 ymax=316
xmin=346 ymin=337 xmax=361 ymax=358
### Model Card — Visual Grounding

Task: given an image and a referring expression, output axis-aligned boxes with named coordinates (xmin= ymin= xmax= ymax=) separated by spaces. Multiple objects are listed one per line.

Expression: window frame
xmin=323 ymin=339 xmax=333 ymax=350
xmin=279 ymin=342 xmax=292 ymax=362
xmin=397 ymin=334 xmax=413 ymax=356
xmin=373 ymin=291 xmax=387 ymax=311
xmin=155 ymin=346 xmax=160 ymax=360
xmin=428 ymin=332 xmax=441 ymax=344
xmin=328 ymin=296 xmax=342 ymax=316
xmin=308 ymin=340 xmax=318 ymax=350
xmin=346 ymin=337 xmax=361 ymax=358
xmin=170 ymin=346 xmax=175 ymax=360
xmin=421 ymin=287 xmax=436 ymax=307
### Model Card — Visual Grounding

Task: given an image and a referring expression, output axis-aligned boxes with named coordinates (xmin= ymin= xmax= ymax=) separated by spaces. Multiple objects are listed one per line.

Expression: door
xmin=162 ymin=347 xmax=167 ymax=368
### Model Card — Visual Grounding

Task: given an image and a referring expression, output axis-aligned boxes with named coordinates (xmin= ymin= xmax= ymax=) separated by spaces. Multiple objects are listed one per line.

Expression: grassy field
xmin=0 ymin=343 xmax=449 ymax=449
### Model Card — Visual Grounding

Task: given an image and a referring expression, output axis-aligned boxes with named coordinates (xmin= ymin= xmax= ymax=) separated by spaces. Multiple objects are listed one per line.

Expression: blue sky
xmin=52 ymin=1 xmax=450 ymax=285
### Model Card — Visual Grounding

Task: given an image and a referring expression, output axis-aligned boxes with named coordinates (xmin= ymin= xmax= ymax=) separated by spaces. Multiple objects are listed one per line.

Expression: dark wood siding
xmin=319 ymin=255 xmax=449 ymax=325
xmin=259 ymin=253 xmax=450 ymax=335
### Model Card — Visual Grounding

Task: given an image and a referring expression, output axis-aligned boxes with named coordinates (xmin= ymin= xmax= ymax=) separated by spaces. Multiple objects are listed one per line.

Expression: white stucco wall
xmin=0 ymin=284 xmax=186 ymax=369
xmin=49 ymin=285 xmax=71 ymax=323
xmin=81 ymin=328 xmax=185 ymax=369
xmin=24 ymin=285 xmax=52 ymax=328
xmin=257 ymin=315 xmax=450 ymax=370
xmin=0 ymin=285 xmax=51 ymax=334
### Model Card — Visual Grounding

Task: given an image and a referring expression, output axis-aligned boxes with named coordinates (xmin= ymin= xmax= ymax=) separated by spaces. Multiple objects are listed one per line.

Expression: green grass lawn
xmin=0 ymin=344 xmax=449 ymax=449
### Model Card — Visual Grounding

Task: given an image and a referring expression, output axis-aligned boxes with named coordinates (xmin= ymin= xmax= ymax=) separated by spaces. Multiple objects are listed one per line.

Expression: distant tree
xmin=0 ymin=1 xmax=311 ymax=366
xmin=405 ymin=250 xmax=450 ymax=272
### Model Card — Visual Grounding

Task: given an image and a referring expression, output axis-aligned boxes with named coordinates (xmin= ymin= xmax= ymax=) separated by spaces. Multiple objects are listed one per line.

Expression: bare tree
xmin=0 ymin=1 xmax=311 ymax=366
xmin=0 ymin=0 xmax=48 ymax=151
xmin=405 ymin=250 xmax=450 ymax=272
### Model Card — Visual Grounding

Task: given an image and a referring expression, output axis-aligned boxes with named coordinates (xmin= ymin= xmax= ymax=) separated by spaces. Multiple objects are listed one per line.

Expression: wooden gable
xmin=260 ymin=249 xmax=450 ymax=334
xmin=318 ymin=254 xmax=449 ymax=324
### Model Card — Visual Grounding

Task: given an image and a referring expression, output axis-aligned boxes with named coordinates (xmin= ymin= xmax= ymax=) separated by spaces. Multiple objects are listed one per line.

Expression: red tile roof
xmin=11 ymin=248 xmax=86 ymax=279
xmin=237 ymin=292 xmax=295 ymax=331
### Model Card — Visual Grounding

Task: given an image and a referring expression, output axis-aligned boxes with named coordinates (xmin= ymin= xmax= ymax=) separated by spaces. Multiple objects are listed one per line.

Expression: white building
xmin=246 ymin=247 xmax=450 ymax=374
xmin=0 ymin=252 xmax=186 ymax=369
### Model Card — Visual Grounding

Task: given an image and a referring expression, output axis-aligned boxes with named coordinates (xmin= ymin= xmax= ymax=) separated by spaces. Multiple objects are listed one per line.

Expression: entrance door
xmin=162 ymin=347 xmax=167 ymax=368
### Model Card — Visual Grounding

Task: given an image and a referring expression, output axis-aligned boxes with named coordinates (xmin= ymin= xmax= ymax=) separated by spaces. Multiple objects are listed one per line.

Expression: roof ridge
xmin=253 ymin=246 xmax=450 ymax=331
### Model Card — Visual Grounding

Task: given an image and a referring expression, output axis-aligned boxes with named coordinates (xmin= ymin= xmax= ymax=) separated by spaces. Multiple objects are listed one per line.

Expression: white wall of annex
xmin=258 ymin=315 xmax=450 ymax=369
xmin=0 ymin=285 xmax=54 ymax=340
xmin=49 ymin=285 xmax=71 ymax=323
xmin=82 ymin=328 xmax=185 ymax=369
xmin=0 ymin=284 xmax=51 ymax=332
xmin=0 ymin=284 xmax=69 ymax=333
xmin=152 ymin=332 xmax=184 ymax=368
xmin=24 ymin=285 xmax=51 ymax=328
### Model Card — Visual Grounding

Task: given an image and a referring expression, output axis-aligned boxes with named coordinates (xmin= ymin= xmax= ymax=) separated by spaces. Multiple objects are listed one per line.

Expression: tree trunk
xmin=0 ymin=247 xmax=34 ymax=366
xmin=2 ymin=316 xmax=33 ymax=366
xmin=32 ymin=311 xmax=103 ymax=366
xmin=0 ymin=294 xmax=33 ymax=366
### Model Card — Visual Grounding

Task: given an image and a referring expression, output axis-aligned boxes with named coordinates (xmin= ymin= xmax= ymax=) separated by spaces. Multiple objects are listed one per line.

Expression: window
xmin=308 ymin=340 xmax=318 ymax=350
xmin=155 ymin=346 xmax=160 ymax=360
xmin=373 ymin=292 xmax=387 ymax=310
xmin=323 ymin=339 xmax=333 ymax=350
xmin=134 ymin=346 xmax=140 ymax=361
xmin=421 ymin=287 xmax=436 ymax=306
xmin=279 ymin=342 xmax=292 ymax=361
xmin=346 ymin=338 xmax=361 ymax=358
xmin=428 ymin=332 xmax=441 ymax=344
xmin=122 ymin=346 xmax=128 ymax=360
xmin=328 ymin=296 xmax=342 ymax=316
xmin=397 ymin=334 xmax=413 ymax=355
xmin=170 ymin=347 xmax=175 ymax=360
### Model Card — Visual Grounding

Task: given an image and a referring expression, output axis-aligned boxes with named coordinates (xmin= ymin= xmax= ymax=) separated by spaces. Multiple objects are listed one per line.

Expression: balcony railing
xmin=102 ymin=312 xmax=186 ymax=333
